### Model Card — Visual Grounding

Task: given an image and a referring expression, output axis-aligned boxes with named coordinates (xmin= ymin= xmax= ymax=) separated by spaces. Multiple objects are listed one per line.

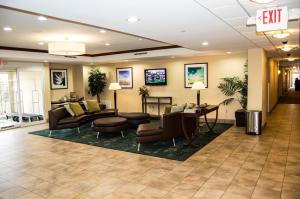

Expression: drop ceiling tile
xmin=241 ymin=31 xmax=262 ymax=39
xmin=252 ymin=38 xmax=270 ymax=43
xmin=211 ymin=5 xmax=248 ymax=20
xmin=194 ymin=0 xmax=237 ymax=9
xmin=289 ymin=21 xmax=300 ymax=29
xmin=234 ymin=25 xmax=256 ymax=33
xmin=225 ymin=16 xmax=248 ymax=27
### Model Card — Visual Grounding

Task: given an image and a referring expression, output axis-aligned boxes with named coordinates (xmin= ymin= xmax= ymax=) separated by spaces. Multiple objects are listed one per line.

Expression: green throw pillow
xmin=86 ymin=100 xmax=101 ymax=112
xmin=69 ymin=102 xmax=85 ymax=116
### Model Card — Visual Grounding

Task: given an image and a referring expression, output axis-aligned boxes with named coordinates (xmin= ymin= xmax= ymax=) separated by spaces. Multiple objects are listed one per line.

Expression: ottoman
xmin=93 ymin=117 xmax=128 ymax=139
xmin=118 ymin=112 xmax=150 ymax=127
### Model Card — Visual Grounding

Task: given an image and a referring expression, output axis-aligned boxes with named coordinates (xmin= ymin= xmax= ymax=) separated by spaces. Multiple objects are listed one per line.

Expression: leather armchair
xmin=136 ymin=112 xmax=183 ymax=151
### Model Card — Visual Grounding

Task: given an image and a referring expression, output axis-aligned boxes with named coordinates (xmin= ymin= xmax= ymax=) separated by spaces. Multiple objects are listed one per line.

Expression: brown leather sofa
xmin=48 ymin=106 xmax=116 ymax=136
xmin=136 ymin=112 xmax=183 ymax=151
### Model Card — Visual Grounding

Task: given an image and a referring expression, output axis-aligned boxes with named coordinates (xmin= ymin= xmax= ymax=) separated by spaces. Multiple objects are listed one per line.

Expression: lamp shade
xmin=108 ymin=83 xmax=121 ymax=90
xmin=48 ymin=42 xmax=86 ymax=56
xmin=191 ymin=81 xmax=206 ymax=90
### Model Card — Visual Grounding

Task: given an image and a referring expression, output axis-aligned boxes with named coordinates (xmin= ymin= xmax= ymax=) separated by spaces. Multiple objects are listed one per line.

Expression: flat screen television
xmin=144 ymin=68 xmax=167 ymax=85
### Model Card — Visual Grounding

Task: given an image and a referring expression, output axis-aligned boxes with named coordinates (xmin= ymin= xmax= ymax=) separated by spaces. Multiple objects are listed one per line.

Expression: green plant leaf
xmin=219 ymin=98 xmax=235 ymax=106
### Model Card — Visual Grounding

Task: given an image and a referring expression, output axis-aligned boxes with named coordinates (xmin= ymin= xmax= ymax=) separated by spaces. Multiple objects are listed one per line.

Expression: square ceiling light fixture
xmin=48 ymin=42 xmax=86 ymax=56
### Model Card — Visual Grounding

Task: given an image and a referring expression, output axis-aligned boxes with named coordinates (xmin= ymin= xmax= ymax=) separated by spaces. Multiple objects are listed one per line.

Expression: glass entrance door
xmin=0 ymin=70 xmax=21 ymax=130
xmin=0 ymin=67 xmax=45 ymax=130
xmin=18 ymin=70 xmax=45 ymax=126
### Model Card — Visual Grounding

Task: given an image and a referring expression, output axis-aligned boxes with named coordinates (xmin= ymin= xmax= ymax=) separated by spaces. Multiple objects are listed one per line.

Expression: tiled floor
xmin=0 ymin=104 xmax=299 ymax=199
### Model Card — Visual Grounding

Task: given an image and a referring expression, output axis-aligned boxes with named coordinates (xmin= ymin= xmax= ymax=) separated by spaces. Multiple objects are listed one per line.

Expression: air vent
xmin=64 ymin=56 xmax=77 ymax=58
xmin=134 ymin=52 xmax=147 ymax=55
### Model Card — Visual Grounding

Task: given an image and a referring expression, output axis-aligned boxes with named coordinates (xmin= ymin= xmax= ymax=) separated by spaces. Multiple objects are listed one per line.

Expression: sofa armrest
xmin=48 ymin=110 xmax=59 ymax=130
xmin=161 ymin=112 xmax=183 ymax=138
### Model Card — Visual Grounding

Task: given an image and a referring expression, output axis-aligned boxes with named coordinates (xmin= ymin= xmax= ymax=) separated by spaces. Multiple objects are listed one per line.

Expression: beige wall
xmin=96 ymin=53 xmax=247 ymax=120
xmin=268 ymin=59 xmax=279 ymax=112
xmin=49 ymin=63 xmax=75 ymax=101
xmin=72 ymin=65 xmax=85 ymax=98
xmin=43 ymin=63 xmax=51 ymax=120
xmin=248 ymin=48 xmax=267 ymax=126
xmin=82 ymin=66 xmax=96 ymax=100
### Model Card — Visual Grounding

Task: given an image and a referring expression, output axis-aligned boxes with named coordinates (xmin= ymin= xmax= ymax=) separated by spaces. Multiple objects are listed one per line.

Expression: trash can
xmin=246 ymin=110 xmax=262 ymax=135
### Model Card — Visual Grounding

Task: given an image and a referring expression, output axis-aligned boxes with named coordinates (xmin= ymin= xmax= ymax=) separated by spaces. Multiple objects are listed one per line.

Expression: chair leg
xmin=120 ymin=131 xmax=124 ymax=138
xmin=137 ymin=143 xmax=141 ymax=152
xmin=49 ymin=130 xmax=52 ymax=137
xmin=172 ymin=138 xmax=176 ymax=147
xmin=97 ymin=132 xmax=100 ymax=139
xmin=77 ymin=127 xmax=80 ymax=134
xmin=91 ymin=122 xmax=94 ymax=127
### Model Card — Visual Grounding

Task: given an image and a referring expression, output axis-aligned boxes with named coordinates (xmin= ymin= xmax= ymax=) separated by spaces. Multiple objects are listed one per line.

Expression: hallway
xmin=279 ymin=89 xmax=300 ymax=104
xmin=0 ymin=104 xmax=299 ymax=199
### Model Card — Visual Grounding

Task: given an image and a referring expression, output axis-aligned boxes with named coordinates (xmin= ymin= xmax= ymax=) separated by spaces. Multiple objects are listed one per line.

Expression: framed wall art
xmin=184 ymin=63 xmax=208 ymax=88
xmin=116 ymin=67 xmax=133 ymax=89
xmin=50 ymin=69 xmax=68 ymax=89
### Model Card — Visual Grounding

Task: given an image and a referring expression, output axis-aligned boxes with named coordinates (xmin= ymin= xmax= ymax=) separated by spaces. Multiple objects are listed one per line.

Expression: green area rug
xmin=29 ymin=122 xmax=232 ymax=161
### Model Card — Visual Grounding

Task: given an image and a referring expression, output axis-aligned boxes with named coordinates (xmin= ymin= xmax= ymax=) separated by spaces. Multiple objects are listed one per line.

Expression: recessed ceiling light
xmin=43 ymin=60 xmax=48 ymax=63
xmin=105 ymin=42 xmax=111 ymax=46
xmin=226 ymin=51 xmax=232 ymax=54
xmin=3 ymin=27 xmax=12 ymax=31
xmin=124 ymin=60 xmax=129 ymax=62
xmin=38 ymin=42 xmax=44 ymax=45
xmin=288 ymin=58 xmax=295 ymax=61
xmin=273 ymin=32 xmax=290 ymax=39
xmin=293 ymin=66 xmax=297 ymax=69
xmin=138 ymin=38 xmax=143 ymax=41
xmin=250 ymin=0 xmax=275 ymax=4
xmin=99 ymin=29 xmax=106 ymax=33
xmin=170 ymin=56 xmax=175 ymax=59
xmin=202 ymin=42 xmax=208 ymax=46
xmin=127 ymin=17 xmax=139 ymax=23
xmin=38 ymin=16 xmax=47 ymax=21
xmin=281 ymin=45 xmax=293 ymax=52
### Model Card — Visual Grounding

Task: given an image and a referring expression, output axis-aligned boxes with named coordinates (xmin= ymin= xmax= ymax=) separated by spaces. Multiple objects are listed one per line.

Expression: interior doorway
xmin=292 ymin=73 xmax=299 ymax=88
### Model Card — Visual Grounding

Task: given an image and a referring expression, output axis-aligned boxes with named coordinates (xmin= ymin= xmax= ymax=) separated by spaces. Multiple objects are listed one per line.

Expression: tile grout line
xmin=220 ymin=138 xmax=258 ymax=198
xmin=280 ymin=111 xmax=293 ymax=198
xmin=249 ymin=127 xmax=277 ymax=199
xmin=191 ymin=131 xmax=249 ymax=198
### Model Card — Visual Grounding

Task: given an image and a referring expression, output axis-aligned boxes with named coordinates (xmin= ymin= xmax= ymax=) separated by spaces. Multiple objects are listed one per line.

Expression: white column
xmin=248 ymin=48 xmax=268 ymax=126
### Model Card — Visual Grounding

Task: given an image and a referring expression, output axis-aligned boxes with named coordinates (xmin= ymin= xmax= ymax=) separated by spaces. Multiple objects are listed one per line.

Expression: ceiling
xmin=0 ymin=7 xmax=170 ymax=54
xmin=0 ymin=0 xmax=299 ymax=62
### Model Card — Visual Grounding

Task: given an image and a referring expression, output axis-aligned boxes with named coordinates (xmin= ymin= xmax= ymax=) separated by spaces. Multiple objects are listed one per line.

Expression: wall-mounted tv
xmin=144 ymin=68 xmax=167 ymax=85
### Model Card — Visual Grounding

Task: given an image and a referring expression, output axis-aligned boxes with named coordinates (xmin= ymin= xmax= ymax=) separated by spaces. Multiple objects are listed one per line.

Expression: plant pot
xmin=235 ymin=109 xmax=246 ymax=127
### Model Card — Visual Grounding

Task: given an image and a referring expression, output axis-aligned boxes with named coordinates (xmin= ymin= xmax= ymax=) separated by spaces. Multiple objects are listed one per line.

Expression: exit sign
xmin=256 ymin=6 xmax=288 ymax=32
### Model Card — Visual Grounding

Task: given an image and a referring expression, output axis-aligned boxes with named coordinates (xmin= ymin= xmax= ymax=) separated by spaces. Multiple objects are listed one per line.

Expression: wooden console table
xmin=181 ymin=105 xmax=219 ymax=146
xmin=142 ymin=96 xmax=172 ymax=116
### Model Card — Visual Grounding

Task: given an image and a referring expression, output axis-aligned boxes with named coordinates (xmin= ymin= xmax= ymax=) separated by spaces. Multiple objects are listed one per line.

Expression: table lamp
xmin=191 ymin=81 xmax=206 ymax=106
xmin=108 ymin=82 xmax=121 ymax=110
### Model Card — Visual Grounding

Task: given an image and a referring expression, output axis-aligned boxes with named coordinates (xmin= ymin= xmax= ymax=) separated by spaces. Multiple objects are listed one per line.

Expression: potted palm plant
xmin=88 ymin=69 xmax=107 ymax=103
xmin=218 ymin=61 xmax=248 ymax=127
